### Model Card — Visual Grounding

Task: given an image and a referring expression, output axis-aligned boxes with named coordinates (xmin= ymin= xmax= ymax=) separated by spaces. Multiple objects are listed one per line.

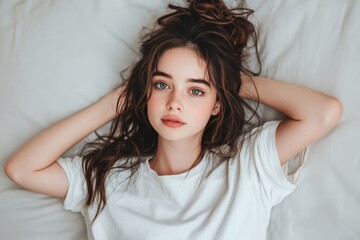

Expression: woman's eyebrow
xmin=152 ymin=71 xmax=211 ymax=87
xmin=188 ymin=79 xmax=210 ymax=87
xmin=152 ymin=71 xmax=172 ymax=79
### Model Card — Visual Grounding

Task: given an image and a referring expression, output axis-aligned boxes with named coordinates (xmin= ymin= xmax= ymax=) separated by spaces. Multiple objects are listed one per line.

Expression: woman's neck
xmin=149 ymin=137 xmax=202 ymax=175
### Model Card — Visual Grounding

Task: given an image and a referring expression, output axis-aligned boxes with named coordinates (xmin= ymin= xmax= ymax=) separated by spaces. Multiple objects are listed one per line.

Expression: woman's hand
xmin=100 ymin=85 xmax=125 ymax=119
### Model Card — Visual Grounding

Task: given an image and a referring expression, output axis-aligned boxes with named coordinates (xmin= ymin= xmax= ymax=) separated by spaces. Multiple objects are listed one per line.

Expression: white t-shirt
xmin=57 ymin=121 xmax=306 ymax=240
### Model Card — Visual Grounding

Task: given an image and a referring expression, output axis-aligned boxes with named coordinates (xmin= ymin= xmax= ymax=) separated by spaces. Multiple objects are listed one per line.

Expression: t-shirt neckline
xmin=141 ymin=155 xmax=208 ymax=184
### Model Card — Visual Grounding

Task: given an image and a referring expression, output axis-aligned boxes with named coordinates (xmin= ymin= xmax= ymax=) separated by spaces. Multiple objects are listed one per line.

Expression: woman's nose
xmin=166 ymin=91 xmax=183 ymax=112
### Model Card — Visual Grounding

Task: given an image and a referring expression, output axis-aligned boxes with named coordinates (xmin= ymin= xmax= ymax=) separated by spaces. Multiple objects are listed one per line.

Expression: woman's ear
xmin=211 ymin=101 xmax=220 ymax=115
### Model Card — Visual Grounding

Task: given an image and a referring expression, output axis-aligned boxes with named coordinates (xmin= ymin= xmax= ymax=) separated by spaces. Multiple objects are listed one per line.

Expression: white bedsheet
xmin=1 ymin=0 xmax=359 ymax=239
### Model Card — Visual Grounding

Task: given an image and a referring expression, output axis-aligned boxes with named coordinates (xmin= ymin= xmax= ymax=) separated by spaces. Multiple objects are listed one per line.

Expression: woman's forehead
xmin=155 ymin=47 xmax=212 ymax=83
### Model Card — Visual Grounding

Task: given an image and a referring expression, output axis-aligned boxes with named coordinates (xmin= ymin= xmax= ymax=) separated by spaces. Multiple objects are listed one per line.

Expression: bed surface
xmin=1 ymin=0 xmax=359 ymax=239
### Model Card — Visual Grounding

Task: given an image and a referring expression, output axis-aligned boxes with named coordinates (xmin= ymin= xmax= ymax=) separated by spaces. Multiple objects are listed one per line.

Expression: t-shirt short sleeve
xmin=57 ymin=156 xmax=87 ymax=212
xmin=241 ymin=120 xmax=307 ymax=206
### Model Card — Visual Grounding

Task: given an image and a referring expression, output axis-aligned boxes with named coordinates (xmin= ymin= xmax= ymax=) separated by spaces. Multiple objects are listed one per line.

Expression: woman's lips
xmin=161 ymin=116 xmax=185 ymax=128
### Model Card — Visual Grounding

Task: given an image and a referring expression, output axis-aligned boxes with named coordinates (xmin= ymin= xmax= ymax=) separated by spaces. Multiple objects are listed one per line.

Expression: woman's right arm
xmin=4 ymin=87 xmax=124 ymax=199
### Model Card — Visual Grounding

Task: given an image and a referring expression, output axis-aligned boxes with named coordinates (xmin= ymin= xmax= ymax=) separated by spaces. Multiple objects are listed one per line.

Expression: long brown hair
xmin=80 ymin=0 xmax=261 ymax=222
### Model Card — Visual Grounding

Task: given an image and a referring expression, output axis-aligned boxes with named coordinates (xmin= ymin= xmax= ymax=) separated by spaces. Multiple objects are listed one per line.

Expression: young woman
xmin=4 ymin=0 xmax=343 ymax=239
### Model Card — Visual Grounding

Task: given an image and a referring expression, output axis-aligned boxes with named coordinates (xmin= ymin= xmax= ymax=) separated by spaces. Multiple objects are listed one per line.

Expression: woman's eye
xmin=154 ymin=82 xmax=169 ymax=89
xmin=190 ymin=89 xmax=204 ymax=96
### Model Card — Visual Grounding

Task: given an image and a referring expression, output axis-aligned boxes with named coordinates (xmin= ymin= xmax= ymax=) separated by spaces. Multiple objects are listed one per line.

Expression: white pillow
xmin=1 ymin=0 xmax=359 ymax=239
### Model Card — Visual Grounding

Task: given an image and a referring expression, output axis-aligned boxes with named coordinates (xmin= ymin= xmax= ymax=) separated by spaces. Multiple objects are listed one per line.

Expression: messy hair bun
xmin=157 ymin=0 xmax=259 ymax=74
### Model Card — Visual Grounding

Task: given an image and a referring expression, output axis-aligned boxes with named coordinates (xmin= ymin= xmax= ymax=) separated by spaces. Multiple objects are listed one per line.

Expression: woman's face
xmin=147 ymin=47 xmax=220 ymax=143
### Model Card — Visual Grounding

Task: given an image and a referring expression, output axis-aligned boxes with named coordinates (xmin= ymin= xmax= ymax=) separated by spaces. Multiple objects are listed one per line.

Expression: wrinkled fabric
xmin=0 ymin=0 xmax=359 ymax=239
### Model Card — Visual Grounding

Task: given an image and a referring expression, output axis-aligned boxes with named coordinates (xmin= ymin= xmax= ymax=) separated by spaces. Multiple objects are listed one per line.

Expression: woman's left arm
xmin=239 ymin=74 xmax=343 ymax=165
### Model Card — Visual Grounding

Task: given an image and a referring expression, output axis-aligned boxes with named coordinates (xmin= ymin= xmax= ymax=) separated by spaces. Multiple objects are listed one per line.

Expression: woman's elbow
xmin=322 ymin=96 xmax=343 ymax=128
xmin=4 ymin=159 xmax=25 ymax=186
